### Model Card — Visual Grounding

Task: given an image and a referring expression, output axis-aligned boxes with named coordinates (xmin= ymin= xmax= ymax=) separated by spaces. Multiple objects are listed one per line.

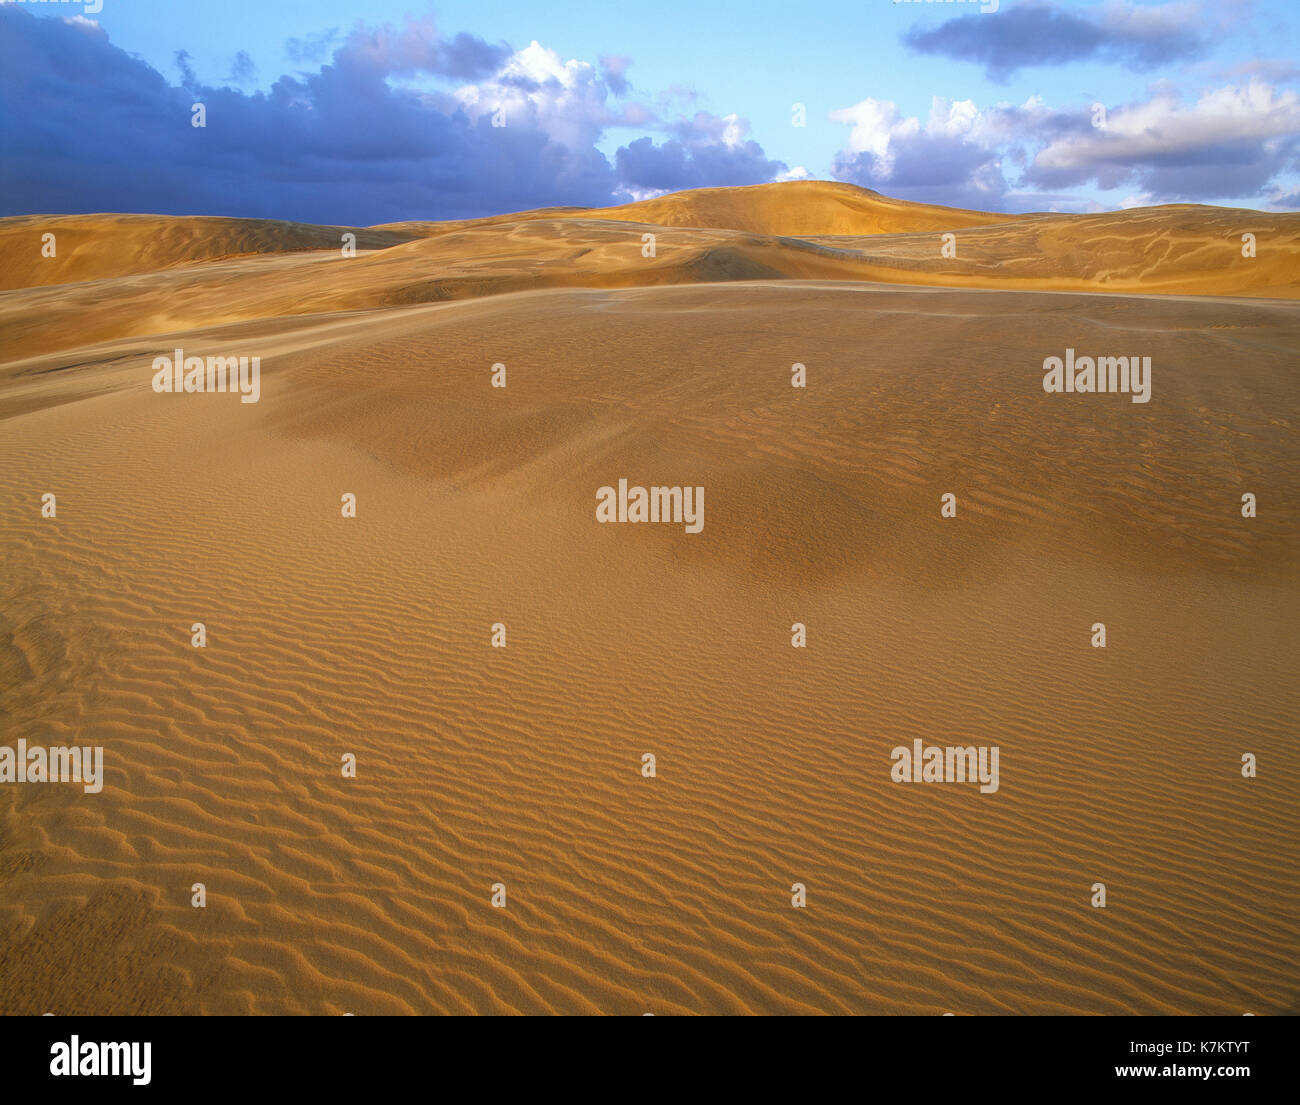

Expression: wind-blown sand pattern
xmin=1 ymin=182 xmax=1297 ymax=1015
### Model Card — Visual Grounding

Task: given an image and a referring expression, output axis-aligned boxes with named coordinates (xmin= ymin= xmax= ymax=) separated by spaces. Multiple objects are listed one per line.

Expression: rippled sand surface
xmin=1 ymin=183 xmax=1296 ymax=1014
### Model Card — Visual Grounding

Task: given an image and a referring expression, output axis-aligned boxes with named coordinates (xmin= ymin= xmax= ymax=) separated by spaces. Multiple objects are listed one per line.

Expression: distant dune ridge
xmin=0 ymin=182 xmax=1297 ymax=1015
xmin=2 ymin=183 xmax=1297 ymax=352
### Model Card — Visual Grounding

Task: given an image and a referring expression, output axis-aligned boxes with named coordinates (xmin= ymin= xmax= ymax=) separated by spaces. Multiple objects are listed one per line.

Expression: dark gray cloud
xmin=903 ymin=2 xmax=1207 ymax=81
xmin=0 ymin=9 xmax=784 ymax=222
xmin=613 ymin=110 xmax=788 ymax=194
xmin=225 ymin=50 xmax=257 ymax=86
xmin=617 ymin=134 xmax=786 ymax=193
xmin=599 ymin=55 xmax=630 ymax=96
xmin=833 ymin=137 xmax=1008 ymax=210
xmin=431 ymin=32 xmax=513 ymax=80
xmin=174 ymin=48 xmax=199 ymax=92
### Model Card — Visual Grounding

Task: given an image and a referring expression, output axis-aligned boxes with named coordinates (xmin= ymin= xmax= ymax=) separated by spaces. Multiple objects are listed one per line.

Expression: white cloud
xmin=828 ymin=79 xmax=1300 ymax=209
xmin=453 ymin=41 xmax=614 ymax=148
xmin=775 ymin=165 xmax=812 ymax=182
xmin=1035 ymin=79 xmax=1300 ymax=174
xmin=828 ymin=98 xmax=916 ymax=167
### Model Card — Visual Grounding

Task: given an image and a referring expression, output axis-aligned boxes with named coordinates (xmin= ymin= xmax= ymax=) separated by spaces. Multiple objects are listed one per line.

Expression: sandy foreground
xmin=0 ymin=183 xmax=1297 ymax=1014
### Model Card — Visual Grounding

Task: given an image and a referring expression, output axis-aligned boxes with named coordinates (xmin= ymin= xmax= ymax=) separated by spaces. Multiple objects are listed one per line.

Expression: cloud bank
xmin=0 ymin=9 xmax=785 ymax=222
xmin=829 ymin=81 xmax=1300 ymax=211
xmin=902 ymin=1 xmax=1209 ymax=81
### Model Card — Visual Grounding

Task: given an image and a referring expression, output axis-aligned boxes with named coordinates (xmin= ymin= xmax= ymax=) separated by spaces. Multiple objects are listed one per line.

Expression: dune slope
xmin=1 ymin=274 xmax=1297 ymax=1014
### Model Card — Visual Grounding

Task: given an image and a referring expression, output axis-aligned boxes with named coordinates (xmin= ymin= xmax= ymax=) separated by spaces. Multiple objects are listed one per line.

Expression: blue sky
xmin=2 ymin=0 xmax=1298 ymax=222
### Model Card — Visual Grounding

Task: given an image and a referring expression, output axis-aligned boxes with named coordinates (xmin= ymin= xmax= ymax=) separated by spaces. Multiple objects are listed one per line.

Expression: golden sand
xmin=1 ymin=183 xmax=1296 ymax=1014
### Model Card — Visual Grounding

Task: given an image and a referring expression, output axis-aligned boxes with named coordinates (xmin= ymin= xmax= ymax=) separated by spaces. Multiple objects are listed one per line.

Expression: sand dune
xmin=1 ymin=183 xmax=1297 ymax=1015
xmin=3 ymin=183 xmax=1297 ymax=367
xmin=378 ymin=180 xmax=1009 ymax=237
xmin=0 ymin=213 xmax=420 ymax=292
